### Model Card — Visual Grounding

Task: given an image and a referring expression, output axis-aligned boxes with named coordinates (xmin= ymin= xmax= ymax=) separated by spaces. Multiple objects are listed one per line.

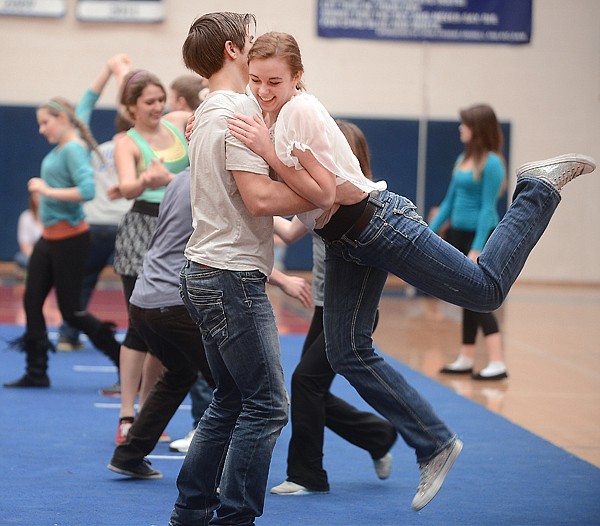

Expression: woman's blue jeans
xmin=170 ymin=262 xmax=289 ymax=526
xmin=322 ymin=177 xmax=560 ymax=462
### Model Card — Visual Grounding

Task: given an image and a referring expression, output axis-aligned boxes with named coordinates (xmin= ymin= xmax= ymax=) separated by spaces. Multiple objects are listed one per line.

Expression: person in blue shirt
xmin=429 ymin=104 xmax=508 ymax=380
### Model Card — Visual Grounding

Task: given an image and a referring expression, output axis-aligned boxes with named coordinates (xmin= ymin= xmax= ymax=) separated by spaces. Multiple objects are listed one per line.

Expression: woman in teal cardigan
xmin=429 ymin=104 xmax=508 ymax=380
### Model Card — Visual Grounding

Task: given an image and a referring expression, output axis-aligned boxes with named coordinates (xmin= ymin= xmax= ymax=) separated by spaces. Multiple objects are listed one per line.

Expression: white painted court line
xmin=95 ymin=402 xmax=132 ymax=409
xmin=94 ymin=402 xmax=192 ymax=411
xmin=147 ymin=454 xmax=186 ymax=460
xmin=73 ymin=365 xmax=118 ymax=373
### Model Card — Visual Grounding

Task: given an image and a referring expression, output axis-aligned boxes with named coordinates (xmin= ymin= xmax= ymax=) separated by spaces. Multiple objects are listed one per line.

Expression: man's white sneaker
xmin=270 ymin=480 xmax=328 ymax=496
xmin=412 ymin=438 xmax=463 ymax=511
xmin=373 ymin=452 xmax=393 ymax=480
xmin=169 ymin=430 xmax=195 ymax=453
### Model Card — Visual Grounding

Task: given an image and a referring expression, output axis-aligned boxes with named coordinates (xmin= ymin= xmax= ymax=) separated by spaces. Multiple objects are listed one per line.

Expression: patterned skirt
xmin=113 ymin=207 xmax=158 ymax=277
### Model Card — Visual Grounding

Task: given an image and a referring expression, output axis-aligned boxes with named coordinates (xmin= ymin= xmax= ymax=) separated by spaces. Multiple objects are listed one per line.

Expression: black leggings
xmin=119 ymin=274 xmax=149 ymax=352
xmin=24 ymin=232 xmax=105 ymax=339
xmin=446 ymin=228 xmax=500 ymax=343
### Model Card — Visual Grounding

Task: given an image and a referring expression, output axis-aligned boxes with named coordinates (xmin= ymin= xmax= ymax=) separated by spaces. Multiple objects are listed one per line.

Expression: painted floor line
xmin=73 ymin=365 xmax=118 ymax=373
xmin=94 ymin=402 xmax=192 ymax=411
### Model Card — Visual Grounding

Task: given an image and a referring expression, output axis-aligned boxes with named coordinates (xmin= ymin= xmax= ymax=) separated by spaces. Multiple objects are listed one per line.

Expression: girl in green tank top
xmin=113 ymin=69 xmax=190 ymax=204
xmin=112 ymin=69 xmax=191 ymax=433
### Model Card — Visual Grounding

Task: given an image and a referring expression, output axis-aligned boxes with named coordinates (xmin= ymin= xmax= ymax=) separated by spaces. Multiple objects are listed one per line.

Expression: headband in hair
xmin=46 ymin=100 xmax=66 ymax=114
xmin=125 ymin=70 xmax=146 ymax=90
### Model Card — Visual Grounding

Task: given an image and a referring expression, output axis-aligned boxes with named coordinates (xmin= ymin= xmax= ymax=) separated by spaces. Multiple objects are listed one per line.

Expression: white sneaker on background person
xmin=169 ymin=430 xmax=195 ymax=453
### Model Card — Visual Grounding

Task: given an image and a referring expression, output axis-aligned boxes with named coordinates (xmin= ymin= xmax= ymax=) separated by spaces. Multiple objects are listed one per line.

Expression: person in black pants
xmin=57 ymin=112 xmax=133 ymax=352
xmin=270 ymin=121 xmax=397 ymax=495
xmin=4 ymin=91 xmax=122 ymax=388
xmin=107 ymin=167 xmax=312 ymax=479
xmin=108 ymin=302 xmax=214 ymax=478
xmin=107 ymin=169 xmax=213 ymax=478
xmin=429 ymin=104 xmax=508 ymax=380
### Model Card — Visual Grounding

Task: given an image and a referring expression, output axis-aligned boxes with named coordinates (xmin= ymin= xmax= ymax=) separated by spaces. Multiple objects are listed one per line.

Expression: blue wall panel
xmin=0 ymin=105 xmax=116 ymax=263
xmin=0 ymin=105 xmax=509 ymax=272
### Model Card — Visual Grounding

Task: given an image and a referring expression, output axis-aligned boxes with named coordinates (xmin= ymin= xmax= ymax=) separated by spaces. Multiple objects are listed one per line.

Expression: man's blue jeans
xmin=190 ymin=373 xmax=215 ymax=428
xmin=170 ymin=262 xmax=289 ymax=526
xmin=322 ymin=177 xmax=560 ymax=462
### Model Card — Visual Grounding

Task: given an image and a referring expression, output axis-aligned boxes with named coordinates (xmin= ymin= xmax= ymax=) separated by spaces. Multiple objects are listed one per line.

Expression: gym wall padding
xmin=0 ymin=105 xmax=508 ymax=270
xmin=0 ymin=105 xmax=117 ymax=263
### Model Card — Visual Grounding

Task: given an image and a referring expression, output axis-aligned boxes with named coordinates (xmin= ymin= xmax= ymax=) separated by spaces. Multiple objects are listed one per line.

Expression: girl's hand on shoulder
xmin=227 ymin=113 xmax=273 ymax=158
xmin=185 ymin=114 xmax=196 ymax=143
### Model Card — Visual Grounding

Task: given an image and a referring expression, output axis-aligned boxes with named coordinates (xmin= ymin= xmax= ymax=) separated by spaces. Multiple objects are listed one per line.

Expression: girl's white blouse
xmin=274 ymin=92 xmax=387 ymax=230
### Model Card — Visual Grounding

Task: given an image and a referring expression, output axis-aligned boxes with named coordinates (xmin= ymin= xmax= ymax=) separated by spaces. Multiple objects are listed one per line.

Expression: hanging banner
xmin=0 ymin=0 xmax=66 ymax=17
xmin=76 ymin=0 xmax=165 ymax=23
xmin=317 ymin=0 xmax=532 ymax=44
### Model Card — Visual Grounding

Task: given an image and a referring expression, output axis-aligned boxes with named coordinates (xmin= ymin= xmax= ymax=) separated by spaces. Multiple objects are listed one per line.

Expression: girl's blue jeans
xmin=322 ymin=177 xmax=560 ymax=462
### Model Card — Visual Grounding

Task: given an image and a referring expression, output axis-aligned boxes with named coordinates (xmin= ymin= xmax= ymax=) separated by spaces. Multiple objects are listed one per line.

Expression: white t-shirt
xmin=185 ymin=90 xmax=274 ymax=277
xmin=84 ymin=140 xmax=131 ymax=225
xmin=17 ymin=209 xmax=42 ymax=246
xmin=274 ymin=92 xmax=387 ymax=230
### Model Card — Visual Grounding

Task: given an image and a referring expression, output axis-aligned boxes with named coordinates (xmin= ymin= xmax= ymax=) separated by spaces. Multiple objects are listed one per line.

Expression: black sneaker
xmin=3 ymin=373 xmax=50 ymax=388
xmin=107 ymin=459 xmax=163 ymax=480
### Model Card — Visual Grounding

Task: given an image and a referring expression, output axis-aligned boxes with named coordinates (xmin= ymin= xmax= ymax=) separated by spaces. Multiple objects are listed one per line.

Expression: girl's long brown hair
xmin=336 ymin=119 xmax=372 ymax=181
xmin=459 ymin=103 xmax=506 ymax=192
xmin=460 ymin=105 xmax=504 ymax=167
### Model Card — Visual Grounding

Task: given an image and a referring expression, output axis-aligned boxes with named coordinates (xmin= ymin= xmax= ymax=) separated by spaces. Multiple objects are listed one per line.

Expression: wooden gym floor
xmin=374 ymin=279 xmax=600 ymax=468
